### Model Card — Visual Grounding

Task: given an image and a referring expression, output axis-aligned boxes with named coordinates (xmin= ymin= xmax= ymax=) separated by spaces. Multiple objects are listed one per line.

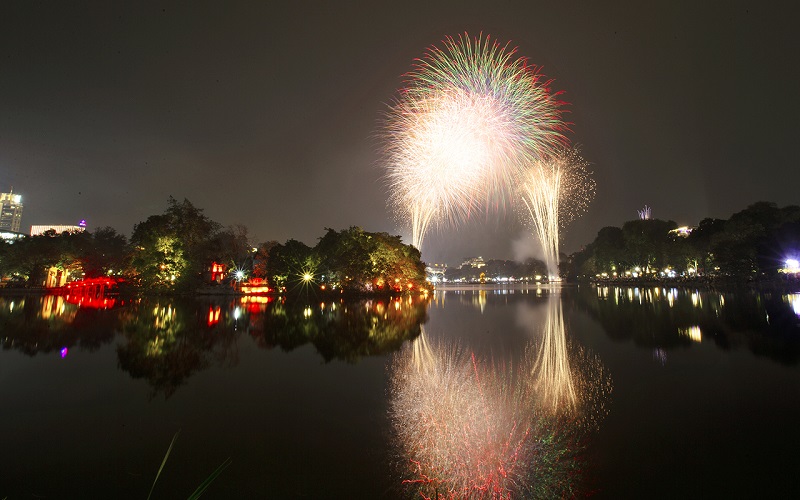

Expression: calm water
xmin=1 ymin=286 xmax=798 ymax=498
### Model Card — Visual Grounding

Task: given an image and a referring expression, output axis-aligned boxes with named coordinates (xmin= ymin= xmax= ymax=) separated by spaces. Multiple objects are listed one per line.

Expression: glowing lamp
xmin=786 ymin=259 xmax=800 ymax=273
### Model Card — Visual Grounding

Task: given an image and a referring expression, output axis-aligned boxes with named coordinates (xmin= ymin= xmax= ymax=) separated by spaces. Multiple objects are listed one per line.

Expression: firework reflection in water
xmin=518 ymin=296 xmax=612 ymax=432
xmin=389 ymin=305 xmax=611 ymax=499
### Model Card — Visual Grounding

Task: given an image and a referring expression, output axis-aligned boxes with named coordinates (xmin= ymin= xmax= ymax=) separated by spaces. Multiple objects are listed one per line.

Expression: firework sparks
xmin=389 ymin=307 xmax=611 ymax=498
xmin=390 ymin=334 xmax=544 ymax=499
xmin=383 ymin=33 xmax=568 ymax=251
xmin=519 ymin=148 xmax=595 ymax=278
xmin=529 ymin=298 xmax=577 ymax=412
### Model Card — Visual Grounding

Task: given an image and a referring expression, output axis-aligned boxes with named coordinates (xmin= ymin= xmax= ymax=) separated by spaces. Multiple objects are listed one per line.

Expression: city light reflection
xmin=679 ymin=325 xmax=702 ymax=343
xmin=785 ymin=294 xmax=800 ymax=317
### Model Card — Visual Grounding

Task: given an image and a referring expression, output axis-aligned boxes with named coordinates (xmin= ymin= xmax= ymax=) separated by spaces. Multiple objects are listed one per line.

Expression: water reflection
xmin=517 ymin=295 xmax=612 ymax=431
xmin=389 ymin=292 xmax=611 ymax=498
xmin=786 ymin=293 xmax=800 ymax=318
xmin=0 ymin=295 xmax=119 ymax=355
xmin=433 ymin=284 xmax=555 ymax=311
xmin=1 ymin=294 xmax=428 ymax=398
xmin=247 ymin=296 xmax=427 ymax=363
xmin=576 ymin=286 xmax=800 ymax=365
xmin=523 ymin=297 xmax=576 ymax=411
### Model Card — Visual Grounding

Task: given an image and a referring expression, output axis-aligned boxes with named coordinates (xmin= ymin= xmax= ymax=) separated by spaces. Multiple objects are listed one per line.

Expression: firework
xmin=518 ymin=298 xmax=612 ymax=429
xmin=389 ymin=328 xmax=610 ymax=497
xmin=529 ymin=298 xmax=577 ymax=412
xmin=390 ymin=335 xmax=551 ymax=499
xmin=519 ymin=147 xmax=595 ymax=278
xmin=383 ymin=33 xmax=568 ymax=250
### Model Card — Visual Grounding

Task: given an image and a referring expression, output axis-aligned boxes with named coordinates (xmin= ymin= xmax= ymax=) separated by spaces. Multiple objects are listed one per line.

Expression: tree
xmin=130 ymin=198 xmax=227 ymax=290
xmin=267 ymin=239 xmax=316 ymax=290
xmin=621 ymin=219 xmax=677 ymax=272
xmin=592 ymin=226 xmax=626 ymax=274
xmin=253 ymin=240 xmax=279 ymax=278
xmin=81 ymin=227 xmax=130 ymax=277
xmin=266 ymin=227 xmax=427 ymax=295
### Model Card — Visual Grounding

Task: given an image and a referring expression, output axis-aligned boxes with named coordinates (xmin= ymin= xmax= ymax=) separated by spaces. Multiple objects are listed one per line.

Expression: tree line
xmin=0 ymin=197 xmax=427 ymax=294
xmin=564 ymin=201 xmax=800 ymax=282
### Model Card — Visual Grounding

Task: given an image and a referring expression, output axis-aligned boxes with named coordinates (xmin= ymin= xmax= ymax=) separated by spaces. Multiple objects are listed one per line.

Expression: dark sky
xmin=2 ymin=1 xmax=798 ymax=266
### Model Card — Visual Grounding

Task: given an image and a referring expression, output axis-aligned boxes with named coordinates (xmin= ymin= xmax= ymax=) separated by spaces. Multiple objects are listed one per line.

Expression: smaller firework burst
xmin=518 ymin=147 xmax=595 ymax=277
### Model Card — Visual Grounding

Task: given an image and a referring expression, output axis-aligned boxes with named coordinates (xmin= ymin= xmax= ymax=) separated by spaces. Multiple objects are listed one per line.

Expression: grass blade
xmin=147 ymin=429 xmax=181 ymax=500
xmin=186 ymin=457 xmax=232 ymax=500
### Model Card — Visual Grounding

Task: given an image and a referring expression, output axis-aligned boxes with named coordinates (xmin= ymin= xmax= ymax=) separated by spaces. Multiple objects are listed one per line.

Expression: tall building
xmin=0 ymin=189 xmax=23 ymax=232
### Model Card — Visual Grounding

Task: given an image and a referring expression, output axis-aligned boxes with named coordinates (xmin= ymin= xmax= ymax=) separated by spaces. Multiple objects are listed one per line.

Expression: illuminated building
xmin=425 ymin=263 xmax=447 ymax=283
xmin=668 ymin=226 xmax=694 ymax=238
xmin=208 ymin=262 xmax=226 ymax=283
xmin=44 ymin=267 xmax=69 ymax=288
xmin=0 ymin=190 xmax=23 ymax=232
xmin=0 ymin=230 xmax=25 ymax=241
xmin=459 ymin=256 xmax=486 ymax=269
xmin=30 ymin=219 xmax=87 ymax=236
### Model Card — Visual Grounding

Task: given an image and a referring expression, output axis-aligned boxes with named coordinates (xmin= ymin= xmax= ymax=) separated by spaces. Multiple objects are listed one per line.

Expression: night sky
xmin=2 ymin=1 xmax=798 ymax=266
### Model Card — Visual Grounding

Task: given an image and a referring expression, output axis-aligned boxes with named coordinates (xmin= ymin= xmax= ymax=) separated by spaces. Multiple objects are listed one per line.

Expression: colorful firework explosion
xmin=383 ymin=33 xmax=568 ymax=250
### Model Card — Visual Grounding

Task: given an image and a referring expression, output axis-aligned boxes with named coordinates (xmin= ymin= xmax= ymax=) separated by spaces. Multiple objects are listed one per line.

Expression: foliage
xmin=564 ymin=201 xmax=800 ymax=280
xmin=267 ymin=227 xmax=427 ymax=295
xmin=0 ymin=227 xmax=129 ymax=285
xmin=130 ymin=197 xmax=250 ymax=291
xmin=267 ymin=239 xmax=317 ymax=291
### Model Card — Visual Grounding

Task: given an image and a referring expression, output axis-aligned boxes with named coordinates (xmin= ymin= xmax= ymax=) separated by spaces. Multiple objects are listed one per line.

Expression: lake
xmin=1 ymin=285 xmax=798 ymax=498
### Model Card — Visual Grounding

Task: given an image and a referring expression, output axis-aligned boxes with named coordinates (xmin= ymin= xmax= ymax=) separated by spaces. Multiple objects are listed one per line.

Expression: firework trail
xmin=383 ymin=33 xmax=568 ymax=251
xmin=519 ymin=148 xmax=595 ymax=278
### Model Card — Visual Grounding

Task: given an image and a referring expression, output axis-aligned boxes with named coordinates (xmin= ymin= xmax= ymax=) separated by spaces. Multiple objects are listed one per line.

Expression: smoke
xmin=512 ymin=230 xmax=545 ymax=262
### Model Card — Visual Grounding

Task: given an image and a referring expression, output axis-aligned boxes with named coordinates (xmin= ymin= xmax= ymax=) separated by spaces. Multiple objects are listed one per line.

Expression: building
xmin=668 ymin=226 xmax=694 ymax=238
xmin=30 ymin=219 xmax=87 ymax=236
xmin=460 ymin=256 xmax=486 ymax=269
xmin=0 ymin=230 xmax=26 ymax=241
xmin=425 ymin=263 xmax=447 ymax=283
xmin=0 ymin=190 xmax=23 ymax=232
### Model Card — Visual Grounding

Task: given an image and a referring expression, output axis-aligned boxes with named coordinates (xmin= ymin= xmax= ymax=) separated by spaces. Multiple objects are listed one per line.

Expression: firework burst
xmin=383 ymin=33 xmax=568 ymax=250
xmin=518 ymin=147 xmax=595 ymax=277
